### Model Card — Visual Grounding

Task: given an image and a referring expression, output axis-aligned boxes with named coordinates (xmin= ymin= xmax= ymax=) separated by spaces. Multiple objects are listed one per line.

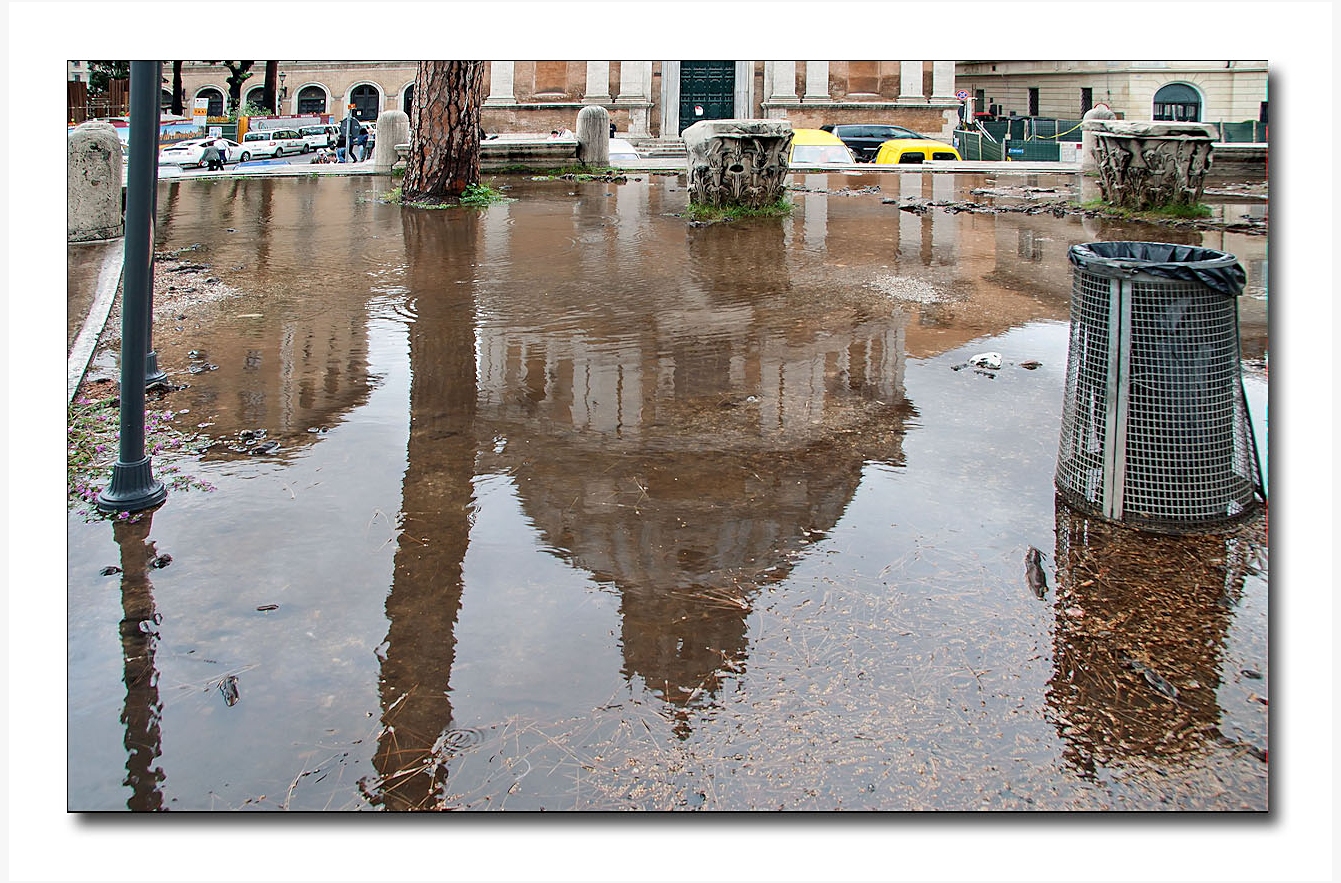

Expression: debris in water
xmin=218 ymin=675 xmax=240 ymax=706
xmin=968 ymin=352 xmax=1002 ymax=370
xmin=1019 ymin=360 xmax=1042 ymax=370
xmin=1024 ymin=547 xmax=1047 ymax=598
xmin=100 ymin=566 xmax=122 ymax=576
xmin=150 ymin=554 xmax=173 ymax=569
xmin=256 ymin=604 xmax=280 ymax=612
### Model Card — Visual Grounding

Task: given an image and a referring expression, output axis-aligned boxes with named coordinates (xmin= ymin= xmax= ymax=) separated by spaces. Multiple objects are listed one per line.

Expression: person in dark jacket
xmin=338 ymin=107 xmax=364 ymax=163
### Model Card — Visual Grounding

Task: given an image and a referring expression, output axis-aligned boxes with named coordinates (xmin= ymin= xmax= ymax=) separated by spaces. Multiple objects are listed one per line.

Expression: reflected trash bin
xmin=1054 ymin=242 xmax=1265 ymax=532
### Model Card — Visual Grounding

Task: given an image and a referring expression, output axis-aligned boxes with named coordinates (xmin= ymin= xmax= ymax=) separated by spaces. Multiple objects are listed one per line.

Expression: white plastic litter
xmin=968 ymin=352 xmax=1002 ymax=370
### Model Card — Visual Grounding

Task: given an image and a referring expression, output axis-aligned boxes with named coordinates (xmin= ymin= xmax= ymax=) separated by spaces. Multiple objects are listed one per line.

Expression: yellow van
xmin=788 ymin=128 xmax=856 ymax=166
xmin=872 ymin=135 xmax=962 ymax=165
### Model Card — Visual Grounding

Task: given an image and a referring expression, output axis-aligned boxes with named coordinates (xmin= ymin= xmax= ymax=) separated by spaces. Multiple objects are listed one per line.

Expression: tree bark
xmin=402 ymin=61 xmax=484 ymax=204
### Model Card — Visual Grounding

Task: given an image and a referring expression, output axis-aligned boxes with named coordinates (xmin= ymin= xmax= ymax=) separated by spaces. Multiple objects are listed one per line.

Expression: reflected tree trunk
xmin=368 ymin=208 xmax=482 ymax=809
xmin=402 ymin=61 xmax=484 ymax=204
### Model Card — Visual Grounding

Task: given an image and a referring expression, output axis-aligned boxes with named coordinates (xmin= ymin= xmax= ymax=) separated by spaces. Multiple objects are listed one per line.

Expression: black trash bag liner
xmin=1068 ymin=241 xmax=1246 ymax=298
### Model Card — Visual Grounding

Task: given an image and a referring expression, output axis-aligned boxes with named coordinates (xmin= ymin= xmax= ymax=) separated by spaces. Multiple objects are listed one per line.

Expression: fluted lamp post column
xmin=98 ymin=60 xmax=167 ymax=514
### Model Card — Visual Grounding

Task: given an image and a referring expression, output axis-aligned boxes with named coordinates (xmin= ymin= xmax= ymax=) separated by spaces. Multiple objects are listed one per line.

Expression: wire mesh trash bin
xmin=1055 ymin=242 xmax=1264 ymax=533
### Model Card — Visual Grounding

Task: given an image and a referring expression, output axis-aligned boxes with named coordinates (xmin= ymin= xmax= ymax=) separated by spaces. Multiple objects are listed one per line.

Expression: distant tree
xmin=170 ymin=61 xmax=185 ymax=116
xmin=87 ymin=61 xmax=130 ymax=96
xmin=219 ymin=61 xmax=255 ymax=114
xmin=263 ymin=61 xmax=279 ymax=114
xmin=402 ymin=61 xmax=484 ymax=205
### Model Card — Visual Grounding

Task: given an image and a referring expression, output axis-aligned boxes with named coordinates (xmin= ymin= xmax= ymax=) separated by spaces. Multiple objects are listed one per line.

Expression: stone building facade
xmin=173 ymin=61 xmax=963 ymax=139
xmin=954 ymin=60 xmax=1268 ymax=124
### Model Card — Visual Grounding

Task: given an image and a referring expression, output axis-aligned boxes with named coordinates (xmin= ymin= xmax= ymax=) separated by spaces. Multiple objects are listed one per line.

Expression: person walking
xmin=338 ymin=106 xmax=364 ymax=163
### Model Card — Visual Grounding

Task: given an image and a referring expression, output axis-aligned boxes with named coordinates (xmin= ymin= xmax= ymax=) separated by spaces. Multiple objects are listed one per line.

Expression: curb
xmin=68 ymin=238 xmax=124 ymax=405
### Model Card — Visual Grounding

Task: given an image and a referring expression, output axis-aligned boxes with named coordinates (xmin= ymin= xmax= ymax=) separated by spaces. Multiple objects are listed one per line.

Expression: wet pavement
xmin=66 ymin=170 xmax=1269 ymax=812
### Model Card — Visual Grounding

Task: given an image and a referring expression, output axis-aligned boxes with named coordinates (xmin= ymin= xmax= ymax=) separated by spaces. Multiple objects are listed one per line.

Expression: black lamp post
xmin=98 ymin=60 xmax=167 ymax=514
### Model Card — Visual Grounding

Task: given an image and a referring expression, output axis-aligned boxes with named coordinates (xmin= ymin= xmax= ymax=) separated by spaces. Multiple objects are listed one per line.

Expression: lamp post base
xmin=96 ymin=457 xmax=167 ymax=513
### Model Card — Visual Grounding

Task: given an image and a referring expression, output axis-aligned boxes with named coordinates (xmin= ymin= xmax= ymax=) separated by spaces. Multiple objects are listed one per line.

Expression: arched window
xmin=350 ymin=84 xmax=380 ymax=121
xmin=160 ymin=88 xmax=173 ymax=110
xmin=1153 ymin=83 xmax=1201 ymax=122
xmin=402 ymin=84 xmax=415 ymax=127
xmin=297 ymin=85 xmax=327 ymax=115
xmin=244 ymin=86 xmax=266 ymax=109
xmin=197 ymin=88 xmax=224 ymax=117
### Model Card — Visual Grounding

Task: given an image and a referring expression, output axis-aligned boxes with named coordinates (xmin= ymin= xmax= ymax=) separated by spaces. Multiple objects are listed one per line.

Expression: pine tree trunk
xmin=402 ymin=61 xmax=484 ymax=204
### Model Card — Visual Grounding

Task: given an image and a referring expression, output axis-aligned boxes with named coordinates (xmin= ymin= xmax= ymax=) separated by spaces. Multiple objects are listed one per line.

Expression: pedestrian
xmin=355 ymin=129 xmax=369 ymax=162
xmin=338 ymin=106 xmax=364 ymax=163
xmin=214 ymin=136 xmax=229 ymax=167
xmin=202 ymin=140 xmax=221 ymax=171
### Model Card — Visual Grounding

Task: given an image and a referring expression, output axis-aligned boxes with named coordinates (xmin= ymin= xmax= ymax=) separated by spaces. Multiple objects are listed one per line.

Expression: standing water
xmin=67 ymin=171 xmax=1268 ymax=811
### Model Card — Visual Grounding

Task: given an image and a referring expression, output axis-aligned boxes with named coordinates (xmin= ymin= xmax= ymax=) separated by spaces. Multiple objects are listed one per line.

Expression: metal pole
xmin=145 ymin=73 xmax=168 ymax=388
xmin=98 ymin=60 xmax=167 ymax=514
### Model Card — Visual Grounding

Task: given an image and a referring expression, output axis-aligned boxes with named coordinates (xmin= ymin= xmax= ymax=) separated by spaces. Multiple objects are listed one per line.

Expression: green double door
xmin=679 ymin=61 xmax=736 ymax=135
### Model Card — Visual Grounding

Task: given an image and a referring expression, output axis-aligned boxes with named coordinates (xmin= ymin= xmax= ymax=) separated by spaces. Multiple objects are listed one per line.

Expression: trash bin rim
xmin=1068 ymin=241 xmax=1246 ymax=297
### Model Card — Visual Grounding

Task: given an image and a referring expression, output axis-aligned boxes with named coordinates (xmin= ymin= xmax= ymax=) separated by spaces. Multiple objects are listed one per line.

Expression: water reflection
xmin=366 ymin=209 xmax=481 ymax=810
xmin=112 ymin=513 xmax=166 ymax=811
xmin=62 ymin=173 xmax=1270 ymax=811
xmin=1047 ymin=499 xmax=1268 ymax=777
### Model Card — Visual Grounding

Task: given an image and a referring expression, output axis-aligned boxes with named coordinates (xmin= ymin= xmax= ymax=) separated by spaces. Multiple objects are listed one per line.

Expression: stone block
xmin=683 ymin=119 xmax=793 ymax=209
xmin=68 ymin=121 xmax=124 ymax=242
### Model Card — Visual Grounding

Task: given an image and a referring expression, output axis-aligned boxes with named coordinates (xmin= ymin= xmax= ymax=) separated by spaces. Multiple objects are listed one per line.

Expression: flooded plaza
xmin=65 ymin=170 xmax=1270 ymax=812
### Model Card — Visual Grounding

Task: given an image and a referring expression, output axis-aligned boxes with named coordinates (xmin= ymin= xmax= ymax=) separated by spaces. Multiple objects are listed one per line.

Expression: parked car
xmin=159 ymin=138 xmax=247 ymax=168
xmin=239 ymin=128 xmax=309 ymax=158
xmin=299 ymin=124 xmax=338 ymax=150
xmin=608 ymin=137 xmax=640 ymax=162
xmin=872 ymin=135 xmax=962 ymax=164
xmin=821 ymin=124 xmax=923 ymax=162
xmin=788 ymin=128 xmax=856 ymax=166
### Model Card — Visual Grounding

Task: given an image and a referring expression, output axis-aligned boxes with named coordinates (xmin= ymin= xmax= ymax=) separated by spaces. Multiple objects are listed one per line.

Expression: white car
xmin=299 ymin=124 xmax=338 ymax=150
xmin=239 ymin=128 xmax=309 ymax=158
xmin=159 ymin=138 xmax=246 ymax=168
xmin=608 ymin=137 xmax=640 ymax=162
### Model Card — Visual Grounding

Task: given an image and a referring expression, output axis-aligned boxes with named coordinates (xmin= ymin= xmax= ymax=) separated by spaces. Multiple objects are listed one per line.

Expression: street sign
xmin=956 ymin=90 xmax=969 ymax=101
xmin=193 ymin=97 xmax=209 ymax=119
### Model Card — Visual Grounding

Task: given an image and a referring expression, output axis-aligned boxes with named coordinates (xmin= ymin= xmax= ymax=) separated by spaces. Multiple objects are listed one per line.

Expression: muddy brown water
xmin=68 ymin=171 xmax=1268 ymax=811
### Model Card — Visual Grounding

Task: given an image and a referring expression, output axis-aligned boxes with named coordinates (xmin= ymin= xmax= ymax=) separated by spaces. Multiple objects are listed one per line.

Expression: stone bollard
xmin=1080 ymin=105 xmax=1117 ymax=176
xmin=576 ymin=105 xmax=611 ymax=165
xmin=68 ymin=121 xmax=124 ymax=242
xmin=1090 ymin=120 xmax=1216 ymax=211
xmin=683 ymin=119 xmax=793 ymax=209
xmin=372 ymin=109 xmax=410 ymax=174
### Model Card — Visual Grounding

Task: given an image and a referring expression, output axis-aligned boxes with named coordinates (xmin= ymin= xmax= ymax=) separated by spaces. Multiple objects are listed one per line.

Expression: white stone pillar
xmin=898 ymin=61 xmax=927 ymax=104
xmin=764 ymin=61 xmax=799 ymax=118
xmin=583 ymin=61 xmax=611 ymax=103
xmin=803 ymin=61 xmax=830 ymax=102
xmin=615 ymin=61 xmax=654 ymax=137
xmin=734 ymin=60 xmax=754 ymax=118
xmin=930 ymin=61 xmax=956 ymax=102
xmin=485 ymin=61 xmax=516 ymax=106
xmin=660 ymin=60 xmax=681 ymax=137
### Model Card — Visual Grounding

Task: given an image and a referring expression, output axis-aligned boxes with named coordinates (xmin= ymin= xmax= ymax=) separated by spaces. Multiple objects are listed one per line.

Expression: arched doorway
xmin=197 ymin=88 xmax=224 ymax=117
xmin=297 ymin=85 xmax=327 ymax=115
xmin=1153 ymin=83 xmax=1202 ymax=122
xmin=350 ymin=84 xmax=380 ymax=121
